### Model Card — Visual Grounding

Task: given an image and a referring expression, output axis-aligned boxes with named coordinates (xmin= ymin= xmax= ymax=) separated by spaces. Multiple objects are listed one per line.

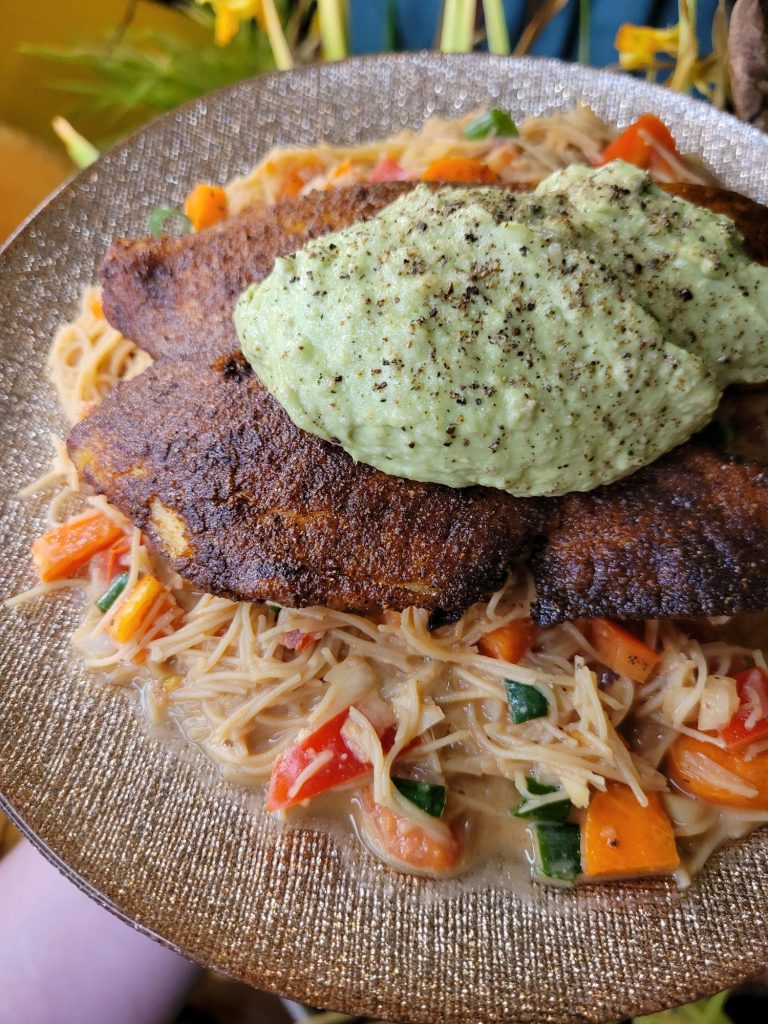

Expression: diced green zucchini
xmin=525 ymin=777 xmax=556 ymax=796
xmin=532 ymin=822 xmax=581 ymax=882
xmin=505 ymin=679 xmax=549 ymax=724
xmin=513 ymin=776 xmax=572 ymax=823
xmin=464 ymin=108 xmax=519 ymax=140
xmin=516 ymin=800 xmax=571 ymax=823
xmin=95 ymin=571 xmax=130 ymax=613
xmin=392 ymin=777 xmax=446 ymax=818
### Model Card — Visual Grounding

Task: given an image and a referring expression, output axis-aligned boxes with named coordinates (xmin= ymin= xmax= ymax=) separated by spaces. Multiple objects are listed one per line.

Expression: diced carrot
xmin=31 ymin=514 xmax=124 ymax=583
xmin=477 ymin=618 xmax=536 ymax=663
xmin=88 ymin=294 xmax=104 ymax=319
xmin=183 ymin=183 xmax=228 ymax=231
xmin=588 ymin=618 xmax=660 ymax=684
xmin=421 ymin=156 xmax=498 ymax=184
xmin=131 ymin=595 xmax=181 ymax=663
xmin=108 ymin=574 xmax=166 ymax=644
xmin=666 ymin=734 xmax=768 ymax=810
xmin=598 ymin=113 xmax=682 ymax=178
xmin=583 ymin=783 xmax=679 ymax=878
xmin=360 ymin=789 xmax=460 ymax=873
xmin=328 ymin=158 xmax=354 ymax=180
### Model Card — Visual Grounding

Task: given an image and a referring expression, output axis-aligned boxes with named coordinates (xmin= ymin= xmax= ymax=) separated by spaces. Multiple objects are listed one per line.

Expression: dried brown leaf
xmin=728 ymin=0 xmax=768 ymax=127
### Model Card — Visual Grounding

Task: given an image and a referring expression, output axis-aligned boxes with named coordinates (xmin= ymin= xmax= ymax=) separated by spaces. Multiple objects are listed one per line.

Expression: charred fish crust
xmin=100 ymin=182 xmax=415 ymax=362
xmin=67 ymin=356 xmax=550 ymax=615
xmin=67 ymin=353 xmax=768 ymax=621
xmin=218 ymin=352 xmax=253 ymax=382
xmin=531 ymin=445 xmax=768 ymax=626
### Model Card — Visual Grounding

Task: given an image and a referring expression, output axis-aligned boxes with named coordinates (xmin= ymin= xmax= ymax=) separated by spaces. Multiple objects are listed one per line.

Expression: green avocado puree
xmin=235 ymin=163 xmax=768 ymax=496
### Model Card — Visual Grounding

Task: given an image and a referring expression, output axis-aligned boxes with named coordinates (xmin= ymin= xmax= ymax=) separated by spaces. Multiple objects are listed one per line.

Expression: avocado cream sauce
xmin=235 ymin=162 xmax=768 ymax=497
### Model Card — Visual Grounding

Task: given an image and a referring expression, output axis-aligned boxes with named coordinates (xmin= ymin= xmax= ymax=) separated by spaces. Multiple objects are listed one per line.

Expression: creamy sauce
xmin=534 ymin=163 xmax=768 ymax=387
xmin=263 ymin=764 xmax=761 ymax=898
xmin=236 ymin=163 xmax=768 ymax=497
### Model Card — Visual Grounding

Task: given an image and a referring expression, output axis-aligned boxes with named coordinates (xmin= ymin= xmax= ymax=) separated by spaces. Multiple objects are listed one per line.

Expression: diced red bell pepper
xmin=720 ymin=667 xmax=768 ymax=750
xmin=92 ymin=535 xmax=131 ymax=587
xmin=266 ymin=710 xmax=396 ymax=811
xmin=369 ymin=157 xmax=413 ymax=182
xmin=106 ymin=536 xmax=131 ymax=578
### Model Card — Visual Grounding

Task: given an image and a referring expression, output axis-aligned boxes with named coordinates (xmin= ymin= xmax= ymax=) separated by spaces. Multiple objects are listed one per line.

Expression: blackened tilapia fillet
xmin=101 ymin=182 xmax=412 ymax=362
xmin=100 ymin=181 xmax=768 ymax=363
xmin=68 ymin=354 xmax=551 ymax=615
xmin=67 ymin=353 xmax=768 ymax=624
xmin=531 ymin=444 xmax=768 ymax=626
xmin=87 ymin=179 xmax=768 ymax=623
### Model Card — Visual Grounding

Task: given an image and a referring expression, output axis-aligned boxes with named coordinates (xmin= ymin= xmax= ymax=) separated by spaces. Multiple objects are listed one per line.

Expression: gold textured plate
xmin=2 ymin=55 xmax=768 ymax=1023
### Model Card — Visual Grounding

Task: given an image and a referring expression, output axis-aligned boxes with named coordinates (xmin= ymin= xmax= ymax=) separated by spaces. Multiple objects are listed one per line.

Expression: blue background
xmin=349 ymin=1 xmax=721 ymax=67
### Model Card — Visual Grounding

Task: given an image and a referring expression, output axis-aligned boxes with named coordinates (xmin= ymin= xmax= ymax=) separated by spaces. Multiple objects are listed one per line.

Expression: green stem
xmin=668 ymin=0 xmax=697 ymax=91
xmin=460 ymin=0 xmax=478 ymax=50
xmin=175 ymin=1 xmax=214 ymax=29
xmin=262 ymin=0 xmax=294 ymax=69
xmin=318 ymin=0 xmax=348 ymax=61
xmin=440 ymin=0 xmax=460 ymax=50
xmin=441 ymin=0 xmax=477 ymax=52
xmin=52 ymin=116 xmax=99 ymax=168
xmin=483 ymin=0 xmax=510 ymax=54
xmin=578 ymin=0 xmax=590 ymax=65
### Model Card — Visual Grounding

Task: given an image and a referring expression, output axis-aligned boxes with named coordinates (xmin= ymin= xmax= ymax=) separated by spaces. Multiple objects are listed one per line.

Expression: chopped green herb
xmin=524 ymin=777 xmax=557 ymax=796
xmin=505 ymin=680 xmax=549 ymax=724
xmin=532 ymin=822 xmax=581 ymax=882
xmin=267 ymin=603 xmax=281 ymax=614
xmin=95 ymin=571 xmax=130 ymax=613
xmin=147 ymin=205 xmax=192 ymax=238
xmin=392 ymin=777 xmax=446 ymax=818
xmin=513 ymin=776 xmax=572 ymax=823
xmin=465 ymin=108 xmax=518 ymax=140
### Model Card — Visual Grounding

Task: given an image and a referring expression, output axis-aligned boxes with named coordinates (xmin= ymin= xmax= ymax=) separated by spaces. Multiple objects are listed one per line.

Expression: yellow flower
xmin=615 ymin=23 xmax=680 ymax=71
xmin=615 ymin=2 xmax=727 ymax=100
xmin=198 ymin=0 xmax=266 ymax=47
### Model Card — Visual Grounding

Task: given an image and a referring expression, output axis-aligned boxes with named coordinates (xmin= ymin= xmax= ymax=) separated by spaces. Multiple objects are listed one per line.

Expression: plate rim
xmin=3 ymin=51 xmax=768 ymax=268
xmin=3 ymin=52 xmax=768 ymax=1022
